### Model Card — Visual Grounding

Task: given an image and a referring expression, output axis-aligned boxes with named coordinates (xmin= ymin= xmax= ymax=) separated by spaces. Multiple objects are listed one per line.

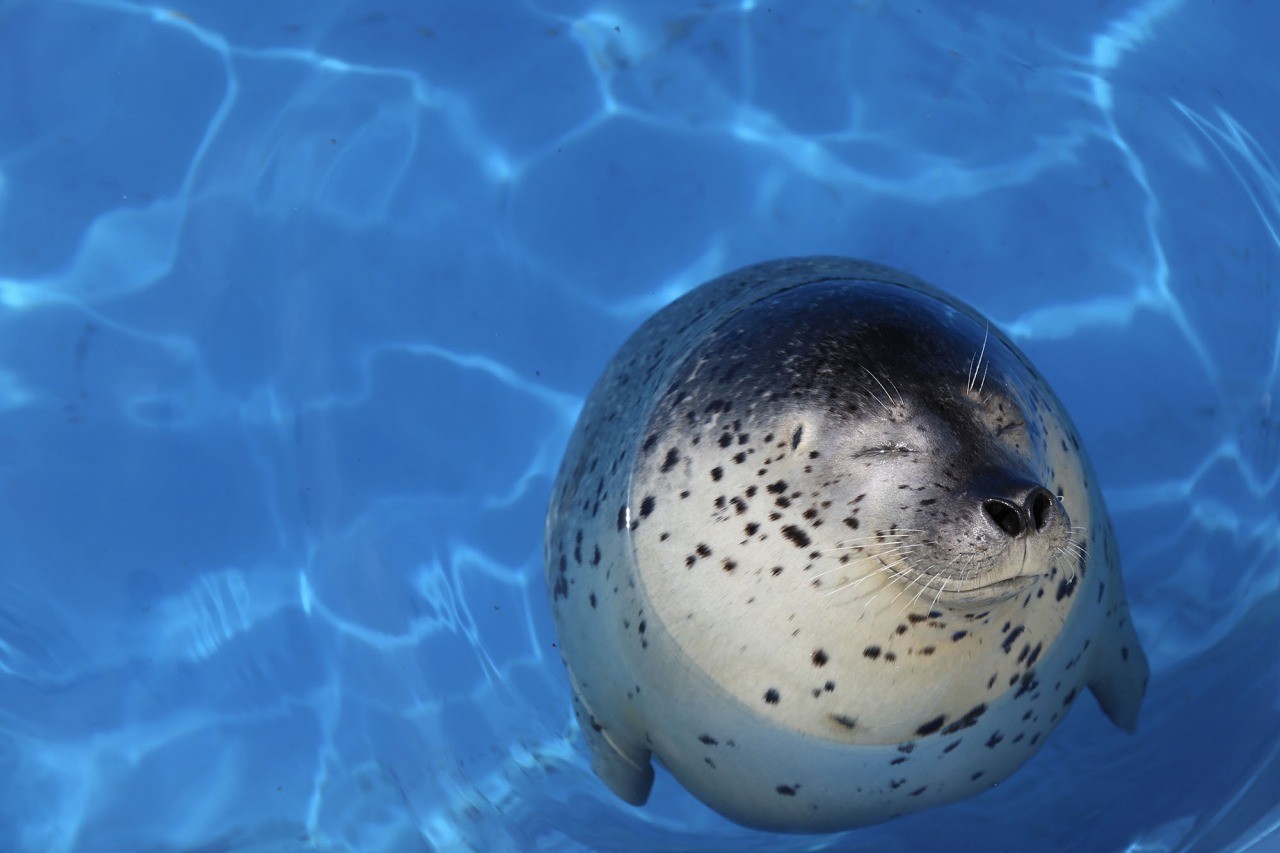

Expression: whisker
xmin=884 ymin=374 xmax=905 ymax=408
xmin=968 ymin=326 xmax=989 ymax=394
xmin=826 ymin=530 xmax=925 ymax=544
xmin=897 ymin=575 xmax=935 ymax=618
xmin=818 ymin=542 xmax=922 ymax=558
xmin=822 ymin=559 xmax=905 ymax=594
xmin=859 ymin=381 xmax=894 ymax=415
xmin=863 ymin=557 xmax=925 ymax=609
xmin=863 ymin=366 xmax=899 ymax=413
xmin=813 ymin=554 xmax=895 ymax=580
xmin=927 ymin=578 xmax=949 ymax=613
xmin=825 ymin=572 xmax=893 ymax=599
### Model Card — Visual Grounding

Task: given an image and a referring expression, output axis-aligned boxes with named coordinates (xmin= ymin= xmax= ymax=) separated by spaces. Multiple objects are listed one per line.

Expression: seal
xmin=545 ymin=257 xmax=1149 ymax=832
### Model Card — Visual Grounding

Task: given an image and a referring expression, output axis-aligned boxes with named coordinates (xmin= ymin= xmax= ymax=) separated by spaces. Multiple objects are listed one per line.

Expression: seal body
xmin=545 ymin=257 xmax=1149 ymax=832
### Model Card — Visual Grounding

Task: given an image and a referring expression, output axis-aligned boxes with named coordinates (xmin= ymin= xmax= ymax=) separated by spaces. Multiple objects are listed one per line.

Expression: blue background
xmin=1 ymin=0 xmax=1278 ymax=850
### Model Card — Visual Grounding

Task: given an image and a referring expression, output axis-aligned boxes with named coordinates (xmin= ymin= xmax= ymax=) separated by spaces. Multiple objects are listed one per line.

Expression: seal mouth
xmin=941 ymin=574 xmax=1041 ymax=608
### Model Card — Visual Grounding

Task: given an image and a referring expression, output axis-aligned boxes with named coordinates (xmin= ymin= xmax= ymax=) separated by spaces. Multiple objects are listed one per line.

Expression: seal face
xmin=546 ymin=258 xmax=1149 ymax=832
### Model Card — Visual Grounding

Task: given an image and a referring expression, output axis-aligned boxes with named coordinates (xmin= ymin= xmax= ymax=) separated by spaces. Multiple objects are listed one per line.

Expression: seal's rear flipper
xmin=572 ymin=691 xmax=654 ymax=805
xmin=1088 ymin=610 xmax=1150 ymax=733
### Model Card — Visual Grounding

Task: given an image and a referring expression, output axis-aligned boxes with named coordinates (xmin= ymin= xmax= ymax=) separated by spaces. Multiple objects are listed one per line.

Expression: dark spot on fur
xmin=1001 ymin=625 xmax=1025 ymax=654
xmin=776 ymin=784 xmax=798 ymax=796
xmin=698 ymin=734 xmax=718 ymax=745
xmin=985 ymin=731 xmax=1004 ymax=748
xmin=711 ymin=466 xmax=723 ymax=481
xmin=830 ymin=714 xmax=857 ymax=729
xmin=812 ymin=649 xmax=828 ymax=667
xmin=764 ymin=688 xmax=780 ymax=704
xmin=941 ymin=704 xmax=987 ymax=735
xmin=639 ymin=496 xmax=656 ymax=518
xmin=864 ymin=645 xmax=881 ymax=660
xmin=915 ymin=716 xmax=946 ymax=736
xmin=781 ymin=525 xmax=811 ymax=548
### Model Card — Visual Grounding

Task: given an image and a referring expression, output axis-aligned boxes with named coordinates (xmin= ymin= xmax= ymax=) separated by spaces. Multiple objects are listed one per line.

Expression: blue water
xmin=0 ymin=0 xmax=1277 ymax=849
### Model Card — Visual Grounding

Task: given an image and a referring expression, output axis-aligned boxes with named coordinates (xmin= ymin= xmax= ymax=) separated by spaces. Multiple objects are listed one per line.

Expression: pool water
xmin=0 ymin=0 xmax=1277 ymax=850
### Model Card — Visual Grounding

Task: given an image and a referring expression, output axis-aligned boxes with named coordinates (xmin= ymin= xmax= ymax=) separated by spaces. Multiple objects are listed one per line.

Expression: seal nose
xmin=983 ymin=487 xmax=1058 ymax=538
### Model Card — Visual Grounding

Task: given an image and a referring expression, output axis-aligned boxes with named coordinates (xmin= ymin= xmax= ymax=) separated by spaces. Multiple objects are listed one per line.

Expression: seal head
xmin=546 ymin=258 xmax=1148 ymax=832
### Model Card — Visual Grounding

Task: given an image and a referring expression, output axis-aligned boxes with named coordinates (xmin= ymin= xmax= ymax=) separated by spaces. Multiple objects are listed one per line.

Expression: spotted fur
xmin=545 ymin=258 xmax=1149 ymax=832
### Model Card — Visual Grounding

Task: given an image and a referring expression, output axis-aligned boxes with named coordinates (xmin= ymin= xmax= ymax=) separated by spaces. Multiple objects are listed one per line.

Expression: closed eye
xmin=854 ymin=443 xmax=915 ymax=458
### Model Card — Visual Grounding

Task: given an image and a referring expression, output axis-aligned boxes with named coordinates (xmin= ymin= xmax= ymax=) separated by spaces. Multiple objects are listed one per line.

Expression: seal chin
xmin=939 ymin=574 xmax=1041 ymax=609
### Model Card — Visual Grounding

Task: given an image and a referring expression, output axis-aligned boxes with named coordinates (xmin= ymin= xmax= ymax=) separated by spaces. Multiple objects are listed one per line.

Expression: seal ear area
xmin=1087 ymin=608 xmax=1151 ymax=733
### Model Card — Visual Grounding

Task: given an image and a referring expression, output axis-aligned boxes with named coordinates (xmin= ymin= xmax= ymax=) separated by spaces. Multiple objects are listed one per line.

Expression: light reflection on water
xmin=0 ymin=0 xmax=1277 ymax=849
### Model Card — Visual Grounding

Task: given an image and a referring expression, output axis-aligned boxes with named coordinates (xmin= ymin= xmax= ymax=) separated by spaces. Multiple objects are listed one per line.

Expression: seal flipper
xmin=1087 ymin=605 xmax=1150 ymax=733
xmin=571 ymin=690 xmax=655 ymax=805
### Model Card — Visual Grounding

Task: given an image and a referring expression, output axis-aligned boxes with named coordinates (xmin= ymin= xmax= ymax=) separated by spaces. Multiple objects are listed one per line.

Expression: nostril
xmin=1029 ymin=489 xmax=1055 ymax=532
xmin=983 ymin=499 xmax=1024 ymax=537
